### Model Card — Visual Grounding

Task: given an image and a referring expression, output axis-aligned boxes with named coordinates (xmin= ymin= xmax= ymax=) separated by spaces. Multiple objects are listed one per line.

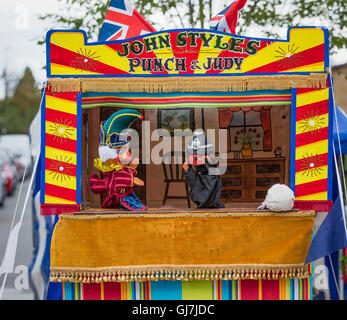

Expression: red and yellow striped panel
xmin=295 ymin=87 xmax=330 ymax=200
xmin=47 ymin=27 xmax=326 ymax=77
xmin=44 ymin=92 xmax=78 ymax=204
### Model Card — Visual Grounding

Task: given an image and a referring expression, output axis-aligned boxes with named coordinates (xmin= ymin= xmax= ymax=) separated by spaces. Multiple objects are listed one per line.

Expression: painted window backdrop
xmin=158 ymin=108 xmax=195 ymax=135
xmin=219 ymin=107 xmax=272 ymax=152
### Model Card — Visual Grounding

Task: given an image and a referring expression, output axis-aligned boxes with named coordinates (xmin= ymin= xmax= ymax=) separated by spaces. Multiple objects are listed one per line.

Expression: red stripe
xmin=45 ymin=133 xmax=77 ymax=153
xmin=296 ymin=99 xmax=329 ymax=121
xmin=83 ymin=283 xmax=101 ymax=300
xmin=148 ymin=281 xmax=151 ymax=300
xmin=305 ymin=278 xmax=309 ymax=300
xmin=294 ymin=199 xmax=333 ymax=211
xmin=261 ymin=280 xmax=279 ymax=300
xmin=50 ymin=43 xmax=129 ymax=75
xmin=45 ymin=157 xmax=77 ymax=177
xmin=296 ymin=88 xmax=318 ymax=94
xmin=46 ymin=91 xmax=78 ymax=102
xmin=295 ymin=179 xmax=328 ymax=197
xmin=62 ymin=282 xmax=65 ymax=300
xmin=218 ymin=280 xmax=222 ymax=300
xmin=295 ymin=153 xmax=329 ymax=172
xmin=82 ymin=95 xmax=290 ymax=105
xmin=40 ymin=203 xmax=80 ymax=215
xmin=45 ymin=183 xmax=76 ymax=202
xmin=308 ymin=263 xmax=312 ymax=275
xmin=45 ymin=108 xmax=77 ymax=127
xmin=240 ymin=280 xmax=259 ymax=300
xmin=295 ymin=127 xmax=329 ymax=148
xmin=247 ymin=44 xmax=324 ymax=74
xmin=103 ymin=282 xmax=122 ymax=300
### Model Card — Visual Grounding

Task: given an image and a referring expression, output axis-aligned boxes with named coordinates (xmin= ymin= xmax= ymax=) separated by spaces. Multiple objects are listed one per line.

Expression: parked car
xmin=0 ymin=134 xmax=32 ymax=179
xmin=9 ymin=149 xmax=25 ymax=180
xmin=0 ymin=162 xmax=5 ymax=206
xmin=0 ymin=147 xmax=17 ymax=195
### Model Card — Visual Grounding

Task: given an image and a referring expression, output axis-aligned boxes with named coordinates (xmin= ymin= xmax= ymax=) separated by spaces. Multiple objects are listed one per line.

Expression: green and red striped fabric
xmin=81 ymin=90 xmax=291 ymax=109
xmin=62 ymin=277 xmax=313 ymax=300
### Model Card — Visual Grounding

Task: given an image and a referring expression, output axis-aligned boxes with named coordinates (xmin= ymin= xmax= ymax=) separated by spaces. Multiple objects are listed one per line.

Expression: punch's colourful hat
xmin=98 ymin=109 xmax=143 ymax=162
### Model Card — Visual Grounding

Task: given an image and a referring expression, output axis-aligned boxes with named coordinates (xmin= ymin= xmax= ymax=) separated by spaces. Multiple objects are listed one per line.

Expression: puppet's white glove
xmin=257 ymin=184 xmax=295 ymax=211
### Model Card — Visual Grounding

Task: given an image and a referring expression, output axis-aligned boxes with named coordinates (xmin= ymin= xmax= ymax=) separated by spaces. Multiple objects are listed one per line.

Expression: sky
xmin=0 ymin=0 xmax=346 ymax=99
xmin=0 ymin=0 xmax=61 ymax=96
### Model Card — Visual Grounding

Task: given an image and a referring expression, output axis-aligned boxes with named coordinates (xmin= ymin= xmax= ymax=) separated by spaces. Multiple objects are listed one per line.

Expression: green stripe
xmin=182 ymin=281 xmax=213 ymax=300
xmin=232 ymin=280 xmax=237 ymax=300
xmin=212 ymin=280 xmax=215 ymax=300
xmin=140 ymin=282 xmax=144 ymax=300
xmin=74 ymin=283 xmax=80 ymax=300
xmin=83 ymin=90 xmax=291 ymax=98
xmin=127 ymin=282 xmax=132 ymax=300
xmin=299 ymin=279 xmax=302 ymax=300
xmin=285 ymin=279 xmax=291 ymax=300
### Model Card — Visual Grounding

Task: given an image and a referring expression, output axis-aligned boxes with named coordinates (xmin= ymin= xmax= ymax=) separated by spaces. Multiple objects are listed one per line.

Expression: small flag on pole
xmin=305 ymin=196 xmax=347 ymax=264
xmin=210 ymin=0 xmax=248 ymax=34
xmin=98 ymin=0 xmax=156 ymax=41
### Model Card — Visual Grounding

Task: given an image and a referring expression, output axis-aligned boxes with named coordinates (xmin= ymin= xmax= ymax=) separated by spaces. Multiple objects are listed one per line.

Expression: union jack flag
xmin=210 ymin=0 xmax=248 ymax=34
xmin=98 ymin=0 xmax=156 ymax=41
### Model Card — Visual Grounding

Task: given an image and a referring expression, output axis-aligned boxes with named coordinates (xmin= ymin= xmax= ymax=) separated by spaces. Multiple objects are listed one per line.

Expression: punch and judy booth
xmin=41 ymin=26 xmax=334 ymax=300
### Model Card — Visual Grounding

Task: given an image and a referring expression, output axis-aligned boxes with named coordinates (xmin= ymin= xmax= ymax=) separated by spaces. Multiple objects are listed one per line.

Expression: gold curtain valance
xmin=46 ymin=73 xmax=327 ymax=93
xmin=50 ymin=210 xmax=315 ymax=283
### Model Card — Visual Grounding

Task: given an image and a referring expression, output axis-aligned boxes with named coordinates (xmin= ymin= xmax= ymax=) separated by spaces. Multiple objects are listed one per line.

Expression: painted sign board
xmin=47 ymin=27 xmax=328 ymax=78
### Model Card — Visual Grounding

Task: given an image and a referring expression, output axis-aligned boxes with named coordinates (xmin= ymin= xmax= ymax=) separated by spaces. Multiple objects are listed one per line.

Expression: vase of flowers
xmin=241 ymin=143 xmax=253 ymax=158
xmin=233 ymin=128 xmax=261 ymax=158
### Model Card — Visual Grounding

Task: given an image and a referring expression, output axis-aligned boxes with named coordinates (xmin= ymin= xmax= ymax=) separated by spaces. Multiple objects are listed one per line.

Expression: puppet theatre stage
xmin=42 ymin=27 xmax=333 ymax=300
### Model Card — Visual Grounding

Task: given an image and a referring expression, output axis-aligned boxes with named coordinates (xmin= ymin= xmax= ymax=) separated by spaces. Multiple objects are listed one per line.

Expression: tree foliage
xmin=37 ymin=0 xmax=346 ymax=53
xmin=37 ymin=0 xmax=111 ymax=45
xmin=2 ymin=68 xmax=41 ymax=134
xmin=238 ymin=0 xmax=346 ymax=54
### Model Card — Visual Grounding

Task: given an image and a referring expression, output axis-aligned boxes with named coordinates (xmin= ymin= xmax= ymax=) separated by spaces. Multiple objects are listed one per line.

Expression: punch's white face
xmin=98 ymin=146 xmax=118 ymax=163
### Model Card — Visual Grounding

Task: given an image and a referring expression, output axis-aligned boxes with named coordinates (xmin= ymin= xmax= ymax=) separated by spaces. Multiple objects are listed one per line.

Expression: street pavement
xmin=0 ymin=179 xmax=35 ymax=300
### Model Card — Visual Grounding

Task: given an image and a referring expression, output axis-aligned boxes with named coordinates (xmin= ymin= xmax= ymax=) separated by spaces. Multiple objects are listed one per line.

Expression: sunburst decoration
xmin=48 ymin=155 xmax=75 ymax=182
xmin=274 ymin=43 xmax=303 ymax=70
xmin=298 ymin=110 xmax=326 ymax=134
xmin=298 ymin=153 xmax=325 ymax=177
xmin=48 ymin=118 xmax=74 ymax=142
xmin=72 ymin=48 xmax=101 ymax=72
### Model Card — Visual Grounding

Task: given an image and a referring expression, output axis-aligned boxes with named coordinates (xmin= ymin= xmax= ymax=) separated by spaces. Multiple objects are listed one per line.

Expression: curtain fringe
xmin=47 ymin=74 xmax=327 ymax=93
xmin=49 ymin=265 xmax=310 ymax=283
